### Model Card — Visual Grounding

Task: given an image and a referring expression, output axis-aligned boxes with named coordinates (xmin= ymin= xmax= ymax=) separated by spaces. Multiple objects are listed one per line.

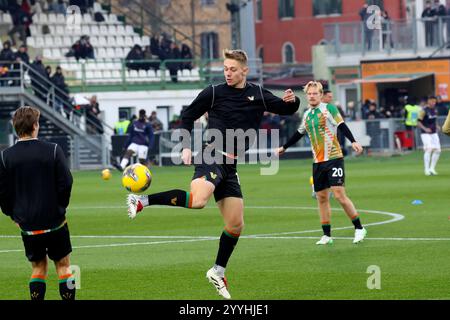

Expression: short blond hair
xmin=303 ymin=81 xmax=323 ymax=94
xmin=223 ymin=49 xmax=248 ymax=66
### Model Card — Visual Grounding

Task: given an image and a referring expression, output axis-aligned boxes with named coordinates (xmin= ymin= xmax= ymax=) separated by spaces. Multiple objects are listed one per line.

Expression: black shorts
xmin=192 ymin=162 xmax=243 ymax=202
xmin=21 ymin=223 xmax=72 ymax=262
xmin=312 ymin=158 xmax=345 ymax=192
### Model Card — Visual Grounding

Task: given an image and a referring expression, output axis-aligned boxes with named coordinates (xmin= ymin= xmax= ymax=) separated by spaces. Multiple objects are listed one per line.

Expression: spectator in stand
xmin=149 ymin=111 xmax=163 ymax=132
xmin=51 ymin=66 xmax=69 ymax=115
xmin=29 ymin=0 xmax=42 ymax=15
xmin=433 ymin=0 xmax=447 ymax=45
xmin=367 ymin=102 xmax=381 ymax=119
xmin=180 ymin=43 xmax=193 ymax=71
xmin=10 ymin=55 xmax=22 ymax=86
xmin=45 ymin=65 xmax=52 ymax=80
xmin=8 ymin=3 xmax=31 ymax=46
xmin=167 ymin=42 xmax=180 ymax=83
xmin=436 ymin=95 xmax=449 ymax=115
xmin=0 ymin=0 xmax=8 ymax=12
xmin=68 ymin=36 xmax=95 ymax=61
xmin=70 ymin=0 xmax=88 ymax=14
xmin=143 ymin=45 xmax=159 ymax=71
xmin=168 ymin=114 xmax=182 ymax=129
xmin=20 ymin=0 xmax=33 ymax=38
xmin=346 ymin=101 xmax=357 ymax=121
xmin=29 ymin=55 xmax=47 ymax=101
xmin=15 ymin=44 xmax=29 ymax=64
xmin=381 ymin=10 xmax=394 ymax=49
xmin=52 ymin=0 xmax=67 ymax=14
xmin=150 ymin=34 xmax=160 ymax=56
xmin=447 ymin=1 xmax=450 ymax=48
xmin=86 ymin=95 xmax=103 ymax=135
xmin=359 ymin=3 xmax=373 ymax=50
xmin=0 ymin=41 xmax=15 ymax=63
xmin=422 ymin=1 xmax=436 ymax=47
xmin=79 ymin=35 xmax=94 ymax=59
xmin=361 ymin=99 xmax=372 ymax=119
xmin=125 ymin=45 xmax=144 ymax=71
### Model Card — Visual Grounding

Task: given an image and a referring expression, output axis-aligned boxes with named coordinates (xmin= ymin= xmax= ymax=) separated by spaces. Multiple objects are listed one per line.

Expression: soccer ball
xmin=122 ymin=163 xmax=152 ymax=193
xmin=101 ymin=169 xmax=111 ymax=180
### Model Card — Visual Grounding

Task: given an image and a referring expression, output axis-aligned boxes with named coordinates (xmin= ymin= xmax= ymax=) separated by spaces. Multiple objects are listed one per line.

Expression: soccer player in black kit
xmin=126 ymin=49 xmax=300 ymax=299
xmin=0 ymin=106 xmax=75 ymax=300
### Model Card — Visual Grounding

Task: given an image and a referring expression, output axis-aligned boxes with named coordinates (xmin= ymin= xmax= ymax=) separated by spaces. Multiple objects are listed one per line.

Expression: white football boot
xmin=206 ymin=267 xmax=231 ymax=300
xmin=429 ymin=168 xmax=438 ymax=176
xmin=353 ymin=228 xmax=367 ymax=244
xmin=316 ymin=235 xmax=333 ymax=245
xmin=127 ymin=194 xmax=143 ymax=219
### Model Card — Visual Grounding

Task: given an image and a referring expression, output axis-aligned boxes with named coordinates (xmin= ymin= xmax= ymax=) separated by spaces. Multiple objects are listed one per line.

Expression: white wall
xmin=73 ymin=89 xmax=202 ymax=131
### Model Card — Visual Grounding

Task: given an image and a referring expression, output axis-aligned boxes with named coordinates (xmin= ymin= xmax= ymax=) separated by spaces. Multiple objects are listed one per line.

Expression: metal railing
xmin=153 ymin=117 xmax=450 ymax=166
xmin=0 ymin=60 xmax=115 ymax=169
xmin=43 ymin=58 xmax=263 ymax=89
xmin=324 ymin=17 xmax=450 ymax=56
xmin=103 ymin=0 xmax=203 ymax=57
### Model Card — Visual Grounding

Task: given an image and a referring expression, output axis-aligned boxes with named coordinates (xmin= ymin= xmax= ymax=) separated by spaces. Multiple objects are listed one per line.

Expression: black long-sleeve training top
xmin=0 ymin=139 xmax=73 ymax=231
xmin=180 ymin=82 xmax=300 ymax=155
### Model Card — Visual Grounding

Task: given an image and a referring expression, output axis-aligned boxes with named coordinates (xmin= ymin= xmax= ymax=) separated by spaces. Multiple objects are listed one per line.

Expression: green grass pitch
xmin=1 ymin=151 xmax=449 ymax=300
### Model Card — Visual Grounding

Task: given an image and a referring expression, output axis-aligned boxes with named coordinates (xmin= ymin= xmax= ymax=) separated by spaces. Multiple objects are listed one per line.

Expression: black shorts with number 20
xmin=312 ymin=158 xmax=345 ymax=192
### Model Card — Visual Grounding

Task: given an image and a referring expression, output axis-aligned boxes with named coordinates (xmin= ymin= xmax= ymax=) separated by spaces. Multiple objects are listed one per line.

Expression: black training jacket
xmin=0 ymin=140 xmax=73 ymax=231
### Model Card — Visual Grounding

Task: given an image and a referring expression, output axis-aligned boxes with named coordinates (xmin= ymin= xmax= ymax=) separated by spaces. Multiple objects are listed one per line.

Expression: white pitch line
xmin=0 ymin=206 xmax=407 ymax=253
xmin=2 ymin=235 xmax=450 ymax=254
xmin=0 ymin=238 xmax=218 ymax=254
xmin=242 ymin=236 xmax=450 ymax=241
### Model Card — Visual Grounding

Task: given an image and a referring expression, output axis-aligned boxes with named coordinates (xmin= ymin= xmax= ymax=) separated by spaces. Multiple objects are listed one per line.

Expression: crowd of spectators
xmin=125 ymin=33 xmax=193 ymax=83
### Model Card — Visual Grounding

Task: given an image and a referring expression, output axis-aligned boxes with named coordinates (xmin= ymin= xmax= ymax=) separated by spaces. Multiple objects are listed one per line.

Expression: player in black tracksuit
xmin=0 ymin=106 xmax=75 ymax=300
xmin=126 ymin=49 xmax=300 ymax=299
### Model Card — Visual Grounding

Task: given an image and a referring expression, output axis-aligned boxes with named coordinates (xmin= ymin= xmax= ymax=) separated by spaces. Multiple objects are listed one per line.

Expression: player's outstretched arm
xmin=179 ymin=86 xmax=214 ymax=132
xmin=261 ymin=87 xmax=300 ymax=115
xmin=276 ymin=131 xmax=305 ymax=156
xmin=338 ymin=122 xmax=363 ymax=155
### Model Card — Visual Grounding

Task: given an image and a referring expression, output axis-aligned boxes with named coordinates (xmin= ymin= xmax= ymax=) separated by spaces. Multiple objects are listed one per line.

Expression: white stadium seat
xmin=142 ymin=36 xmax=150 ymax=46
xmin=108 ymin=25 xmax=117 ymax=35
xmin=44 ymin=37 xmax=54 ymax=47
xmin=107 ymin=36 xmax=117 ymax=46
xmin=27 ymin=37 xmax=35 ymax=47
xmin=56 ymin=14 xmax=66 ymax=24
xmin=125 ymin=26 xmax=134 ymax=35
xmin=91 ymin=25 xmax=100 ymax=35
xmin=83 ymin=14 xmax=93 ymax=24
xmin=47 ymin=13 xmax=57 ymax=24
xmin=116 ymin=25 xmax=125 ymax=35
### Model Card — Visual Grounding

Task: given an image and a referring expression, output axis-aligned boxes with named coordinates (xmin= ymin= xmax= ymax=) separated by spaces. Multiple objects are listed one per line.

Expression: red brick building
xmin=254 ymin=0 xmax=406 ymax=64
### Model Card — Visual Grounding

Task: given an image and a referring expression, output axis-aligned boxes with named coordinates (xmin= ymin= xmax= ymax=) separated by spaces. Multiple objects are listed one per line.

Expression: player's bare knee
xmin=316 ymin=192 xmax=329 ymax=202
xmin=227 ymin=221 xmax=244 ymax=235
xmin=333 ymin=193 xmax=347 ymax=204
xmin=191 ymin=196 xmax=208 ymax=209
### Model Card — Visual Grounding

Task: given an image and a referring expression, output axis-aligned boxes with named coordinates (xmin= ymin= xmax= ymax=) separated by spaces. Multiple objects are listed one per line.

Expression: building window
xmin=278 ymin=0 xmax=294 ymax=19
xmin=313 ymin=0 xmax=342 ymax=16
xmin=201 ymin=32 xmax=219 ymax=59
xmin=255 ymin=0 xmax=263 ymax=21
xmin=282 ymin=43 xmax=295 ymax=63
xmin=201 ymin=0 xmax=216 ymax=6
